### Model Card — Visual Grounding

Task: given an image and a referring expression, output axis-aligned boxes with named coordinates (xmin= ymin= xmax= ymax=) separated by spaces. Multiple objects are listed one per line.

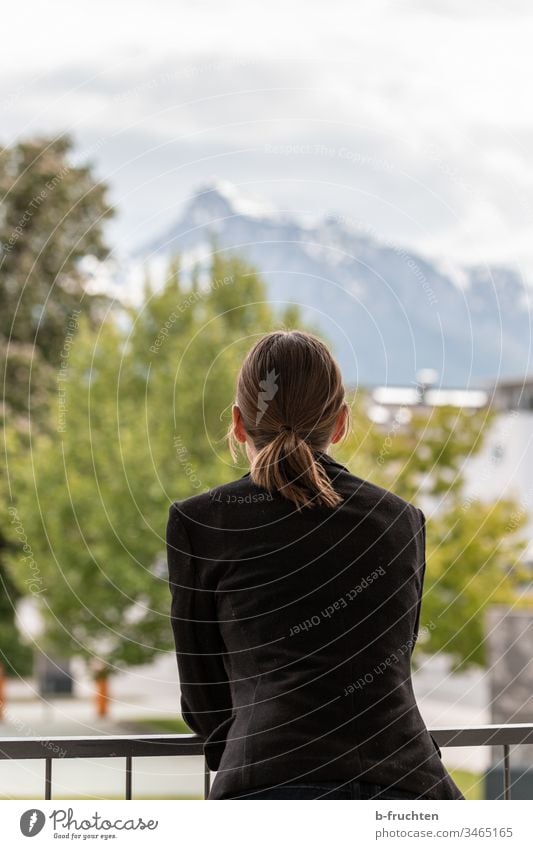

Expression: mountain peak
xmin=186 ymin=179 xmax=278 ymax=222
xmin=134 ymin=180 xmax=530 ymax=386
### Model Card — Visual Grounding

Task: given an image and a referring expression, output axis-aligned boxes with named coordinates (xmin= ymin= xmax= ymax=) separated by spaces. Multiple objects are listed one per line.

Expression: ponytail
xmin=250 ymin=429 xmax=342 ymax=510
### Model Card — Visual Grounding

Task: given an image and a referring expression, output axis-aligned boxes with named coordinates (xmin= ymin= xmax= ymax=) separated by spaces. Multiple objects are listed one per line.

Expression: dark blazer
xmin=166 ymin=450 xmax=463 ymax=800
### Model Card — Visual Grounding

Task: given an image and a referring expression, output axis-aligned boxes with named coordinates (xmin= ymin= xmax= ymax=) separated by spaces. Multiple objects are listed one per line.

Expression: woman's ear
xmin=232 ymin=404 xmax=248 ymax=444
xmin=331 ymin=403 xmax=348 ymax=444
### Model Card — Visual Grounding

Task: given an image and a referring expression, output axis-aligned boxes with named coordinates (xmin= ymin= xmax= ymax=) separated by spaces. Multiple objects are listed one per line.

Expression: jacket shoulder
xmin=168 ymin=473 xmax=257 ymax=521
xmin=343 ymin=468 xmax=422 ymax=524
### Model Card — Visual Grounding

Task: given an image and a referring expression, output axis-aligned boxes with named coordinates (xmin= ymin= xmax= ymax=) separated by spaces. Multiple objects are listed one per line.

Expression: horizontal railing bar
xmin=1 ymin=724 xmax=533 ymax=761
xmin=0 ymin=733 xmax=204 ymax=760
xmin=430 ymin=724 xmax=533 ymax=748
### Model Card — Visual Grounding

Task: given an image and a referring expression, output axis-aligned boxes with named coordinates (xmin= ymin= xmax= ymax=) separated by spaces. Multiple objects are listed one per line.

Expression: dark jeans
xmin=230 ymin=780 xmax=424 ymax=799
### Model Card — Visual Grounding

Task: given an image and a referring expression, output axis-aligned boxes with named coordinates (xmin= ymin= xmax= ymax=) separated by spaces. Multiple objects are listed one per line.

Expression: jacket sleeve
xmin=166 ymin=502 xmax=233 ymax=739
xmin=411 ymin=507 xmax=427 ymax=651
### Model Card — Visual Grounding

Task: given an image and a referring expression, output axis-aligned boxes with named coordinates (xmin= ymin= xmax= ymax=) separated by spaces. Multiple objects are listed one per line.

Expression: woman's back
xmin=167 ymin=450 xmax=463 ymax=800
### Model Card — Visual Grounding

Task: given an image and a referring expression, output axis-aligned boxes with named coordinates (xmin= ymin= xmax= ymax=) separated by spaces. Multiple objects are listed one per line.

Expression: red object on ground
xmin=95 ymin=674 xmax=109 ymax=718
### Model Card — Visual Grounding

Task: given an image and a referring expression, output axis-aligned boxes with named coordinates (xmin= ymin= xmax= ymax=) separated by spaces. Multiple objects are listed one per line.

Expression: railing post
xmin=204 ymin=759 xmax=210 ymax=799
xmin=503 ymin=745 xmax=511 ymax=800
xmin=125 ymin=756 xmax=132 ymax=800
xmin=45 ymin=758 xmax=52 ymax=800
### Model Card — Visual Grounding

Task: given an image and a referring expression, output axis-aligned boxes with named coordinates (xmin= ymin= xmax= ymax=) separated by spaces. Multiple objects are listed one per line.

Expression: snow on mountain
xmin=132 ymin=181 xmax=532 ymax=387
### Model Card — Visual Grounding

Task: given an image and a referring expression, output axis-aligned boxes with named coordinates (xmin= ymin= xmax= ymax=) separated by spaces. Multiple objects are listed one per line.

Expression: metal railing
xmin=0 ymin=733 xmax=208 ymax=800
xmin=430 ymin=723 xmax=533 ymax=801
xmin=1 ymin=723 xmax=532 ymax=800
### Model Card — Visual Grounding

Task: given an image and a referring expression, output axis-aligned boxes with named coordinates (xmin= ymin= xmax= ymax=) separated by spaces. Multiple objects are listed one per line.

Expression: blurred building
xmin=365 ymin=370 xmax=533 ymax=565
xmin=463 ymin=376 xmax=533 ymax=566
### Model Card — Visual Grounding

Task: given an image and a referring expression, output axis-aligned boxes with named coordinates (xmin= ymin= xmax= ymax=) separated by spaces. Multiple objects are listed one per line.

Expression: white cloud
xmin=1 ymin=0 xmax=533 ymax=273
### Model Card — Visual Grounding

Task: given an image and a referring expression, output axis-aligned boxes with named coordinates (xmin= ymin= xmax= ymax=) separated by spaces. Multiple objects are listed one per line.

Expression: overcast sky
xmin=2 ymin=0 xmax=533 ymax=277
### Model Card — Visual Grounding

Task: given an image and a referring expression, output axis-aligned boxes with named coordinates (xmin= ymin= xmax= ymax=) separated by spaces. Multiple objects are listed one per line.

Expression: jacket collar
xmin=240 ymin=449 xmax=349 ymax=478
xmin=312 ymin=450 xmax=350 ymax=473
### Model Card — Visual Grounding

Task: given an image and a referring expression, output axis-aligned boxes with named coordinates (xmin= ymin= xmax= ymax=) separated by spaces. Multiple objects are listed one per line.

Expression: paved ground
xmin=0 ymin=652 xmax=490 ymax=798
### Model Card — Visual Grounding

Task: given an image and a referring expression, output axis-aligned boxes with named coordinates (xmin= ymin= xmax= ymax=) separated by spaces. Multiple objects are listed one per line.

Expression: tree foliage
xmin=1 ymin=135 xmax=113 ymax=675
xmin=0 ymin=135 xmax=113 ymax=367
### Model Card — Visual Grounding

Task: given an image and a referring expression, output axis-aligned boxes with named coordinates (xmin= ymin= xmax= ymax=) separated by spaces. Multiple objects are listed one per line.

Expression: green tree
xmin=0 ymin=134 xmax=112 ymax=368
xmin=1 ymin=134 xmax=113 ymax=676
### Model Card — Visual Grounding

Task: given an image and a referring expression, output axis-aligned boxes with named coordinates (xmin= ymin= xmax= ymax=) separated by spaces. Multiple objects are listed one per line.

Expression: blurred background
xmin=1 ymin=0 xmax=533 ymax=800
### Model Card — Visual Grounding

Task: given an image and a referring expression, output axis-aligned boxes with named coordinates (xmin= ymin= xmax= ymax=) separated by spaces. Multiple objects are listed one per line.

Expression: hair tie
xmin=280 ymin=423 xmax=294 ymax=434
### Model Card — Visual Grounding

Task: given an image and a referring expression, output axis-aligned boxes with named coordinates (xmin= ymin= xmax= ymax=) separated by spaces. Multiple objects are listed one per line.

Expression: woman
xmin=166 ymin=330 xmax=464 ymax=800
